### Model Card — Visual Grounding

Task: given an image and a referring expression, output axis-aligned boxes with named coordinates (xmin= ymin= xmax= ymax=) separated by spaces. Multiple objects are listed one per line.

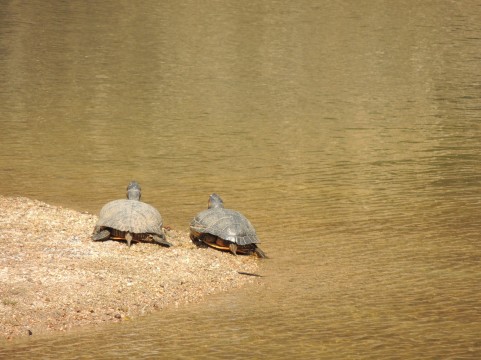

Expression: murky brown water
xmin=1 ymin=0 xmax=481 ymax=358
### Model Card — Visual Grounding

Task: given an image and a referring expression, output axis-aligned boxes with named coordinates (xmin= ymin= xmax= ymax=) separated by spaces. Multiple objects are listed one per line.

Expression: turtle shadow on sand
xmin=92 ymin=181 xmax=171 ymax=247
xmin=189 ymin=193 xmax=267 ymax=258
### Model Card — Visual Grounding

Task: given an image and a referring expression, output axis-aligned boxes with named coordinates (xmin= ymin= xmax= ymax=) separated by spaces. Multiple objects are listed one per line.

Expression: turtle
xmin=189 ymin=193 xmax=267 ymax=258
xmin=92 ymin=181 xmax=171 ymax=247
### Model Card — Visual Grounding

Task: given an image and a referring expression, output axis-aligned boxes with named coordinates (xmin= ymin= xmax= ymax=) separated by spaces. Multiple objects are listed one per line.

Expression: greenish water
xmin=1 ymin=1 xmax=480 ymax=358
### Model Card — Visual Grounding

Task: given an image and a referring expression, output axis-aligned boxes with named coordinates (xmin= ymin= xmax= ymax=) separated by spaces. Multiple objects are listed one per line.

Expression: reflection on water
xmin=1 ymin=0 xmax=480 ymax=358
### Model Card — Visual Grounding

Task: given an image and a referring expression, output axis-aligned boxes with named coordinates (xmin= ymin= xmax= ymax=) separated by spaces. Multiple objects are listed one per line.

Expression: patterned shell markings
xmin=190 ymin=207 xmax=259 ymax=246
xmin=96 ymin=199 xmax=163 ymax=235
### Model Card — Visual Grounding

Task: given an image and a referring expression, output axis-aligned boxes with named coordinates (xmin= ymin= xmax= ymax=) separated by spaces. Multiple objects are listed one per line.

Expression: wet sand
xmin=0 ymin=196 xmax=260 ymax=340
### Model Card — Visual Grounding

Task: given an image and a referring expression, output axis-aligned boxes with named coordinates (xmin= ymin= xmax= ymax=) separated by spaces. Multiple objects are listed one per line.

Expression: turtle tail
xmin=125 ymin=232 xmax=133 ymax=247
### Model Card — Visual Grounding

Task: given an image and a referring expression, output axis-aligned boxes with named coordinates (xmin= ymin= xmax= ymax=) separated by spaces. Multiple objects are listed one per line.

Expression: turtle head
xmin=208 ymin=193 xmax=224 ymax=209
xmin=127 ymin=181 xmax=141 ymax=201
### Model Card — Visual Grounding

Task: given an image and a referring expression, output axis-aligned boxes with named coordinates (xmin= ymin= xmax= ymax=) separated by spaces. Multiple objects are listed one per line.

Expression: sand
xmin=0 ymin=196 xmax=260 ymax=340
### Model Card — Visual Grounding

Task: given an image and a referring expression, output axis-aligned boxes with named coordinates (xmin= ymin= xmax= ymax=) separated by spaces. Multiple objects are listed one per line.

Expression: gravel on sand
xmin=0 ymin=196 xmax=260 ymax=340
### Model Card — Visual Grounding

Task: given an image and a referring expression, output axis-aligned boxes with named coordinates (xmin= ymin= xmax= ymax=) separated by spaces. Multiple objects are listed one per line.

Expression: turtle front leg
xmin=229 ymin=243 xmax=238 ymax=256
xmin=92 ymin=228 xmax=111 ymax=241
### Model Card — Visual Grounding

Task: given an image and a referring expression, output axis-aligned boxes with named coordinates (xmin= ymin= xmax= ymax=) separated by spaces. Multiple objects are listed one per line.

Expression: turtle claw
xmin=92 ymin=229 xmax=110 ymax=241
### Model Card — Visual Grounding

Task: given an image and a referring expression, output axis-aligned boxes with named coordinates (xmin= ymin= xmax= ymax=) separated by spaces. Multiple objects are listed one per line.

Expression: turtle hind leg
xmin=253 ymin=246 xmax=268 ymax=259
xmin=152 ymin=234 xmax=172 ymax=247
xmin=190 ymin=232 xmax=202 ymax=245
xmin=92 ymin=229 xmax=111 ymax=241
xmin=229 ymin=243 xmax=238 ymax=256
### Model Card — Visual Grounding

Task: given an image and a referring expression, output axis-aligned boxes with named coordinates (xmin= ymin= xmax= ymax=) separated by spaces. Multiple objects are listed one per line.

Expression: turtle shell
xmin=96 ymin=199 xmax=163 ymax=236
xmin=190 ymin=207 xmax=259 ymax=246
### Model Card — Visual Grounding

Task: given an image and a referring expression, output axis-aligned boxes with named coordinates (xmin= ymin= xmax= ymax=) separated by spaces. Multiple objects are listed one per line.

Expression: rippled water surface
xmin=1 ymin=1 xmax=480 ymax=358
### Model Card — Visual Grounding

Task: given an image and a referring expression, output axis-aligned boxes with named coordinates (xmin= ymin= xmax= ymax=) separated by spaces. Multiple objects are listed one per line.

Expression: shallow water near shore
xmin=1 ymin=1 xmax=481 ymax=358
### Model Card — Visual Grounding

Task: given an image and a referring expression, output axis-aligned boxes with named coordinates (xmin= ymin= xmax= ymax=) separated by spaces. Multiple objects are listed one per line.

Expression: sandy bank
xmin=0 ymin=196 xmax=260 ymax=340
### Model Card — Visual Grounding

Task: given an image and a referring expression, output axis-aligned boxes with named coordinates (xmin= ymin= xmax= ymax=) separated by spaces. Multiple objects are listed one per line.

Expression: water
xmin=1 ymin=0 xmax=480 ymax=358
